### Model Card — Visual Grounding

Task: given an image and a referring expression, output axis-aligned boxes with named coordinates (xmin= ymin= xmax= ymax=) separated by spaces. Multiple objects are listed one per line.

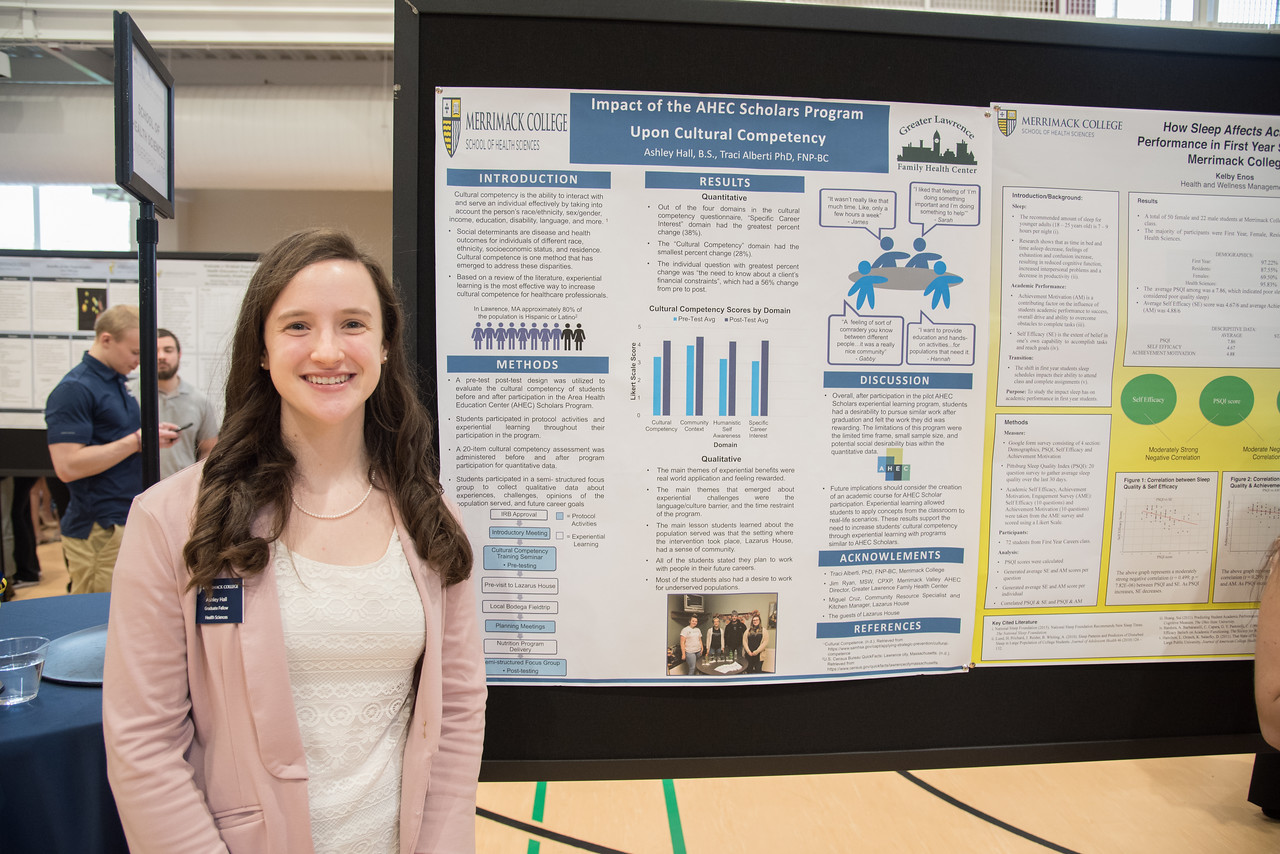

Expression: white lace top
xmin=274 ymin=531 xmax=425 ymax=854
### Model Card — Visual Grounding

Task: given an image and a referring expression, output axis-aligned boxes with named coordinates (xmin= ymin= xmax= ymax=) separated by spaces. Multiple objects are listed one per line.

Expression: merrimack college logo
xmin=997 ymin=108 xmax=1017 ymax=137
xmin=442 ymin=97 xmax=461 ymax=157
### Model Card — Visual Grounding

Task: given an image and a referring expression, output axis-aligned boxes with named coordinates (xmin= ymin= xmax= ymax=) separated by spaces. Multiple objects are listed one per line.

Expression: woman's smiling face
xmin=261 ymin=258 xmax=386 ymax=435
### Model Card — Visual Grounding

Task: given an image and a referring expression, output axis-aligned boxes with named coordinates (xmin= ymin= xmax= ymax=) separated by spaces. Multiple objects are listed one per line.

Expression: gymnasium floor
xmin=475 ymin=755 xmax=1278 ymax=852
xmin=15 ymin=543 xmax=1279 ymax=852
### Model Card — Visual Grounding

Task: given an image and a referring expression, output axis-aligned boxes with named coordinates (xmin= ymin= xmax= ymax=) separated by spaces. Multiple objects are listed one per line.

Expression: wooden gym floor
xmin=475 ymin=754 xmax=1278 ymax=853
xmin=15 ymin=544 xmax=1278 ymax=852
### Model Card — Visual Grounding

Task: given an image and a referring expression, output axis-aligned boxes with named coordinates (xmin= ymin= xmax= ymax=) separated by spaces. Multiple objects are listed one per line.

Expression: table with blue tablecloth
xmin=0 ymin=593 xmax=127 ymax=854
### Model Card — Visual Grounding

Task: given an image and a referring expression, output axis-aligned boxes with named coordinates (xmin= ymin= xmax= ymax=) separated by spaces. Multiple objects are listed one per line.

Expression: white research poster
xmin=981 ymin=104 xmax=1280 ymax=666
xmin=435 ymin=87 xmax=992 ymax=685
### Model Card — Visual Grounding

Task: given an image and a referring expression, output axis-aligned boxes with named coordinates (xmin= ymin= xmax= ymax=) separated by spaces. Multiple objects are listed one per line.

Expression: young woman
xmin=103 ymin=229 xmax=485 ymax=854
xmin=705 ymin=615 xmax=725 ymax=658
xmin=1255 ymin=538 xmax=1280 ymax=748
xmin=743 ymin=612 xmax=768 ymax=674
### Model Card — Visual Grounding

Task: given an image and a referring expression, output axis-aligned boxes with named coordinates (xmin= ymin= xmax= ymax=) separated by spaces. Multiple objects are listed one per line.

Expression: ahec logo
xmin=877 ymin=448 xmax=911 ymax=482
xmin=997 ymin=108 xmax=1017 ymax=137
xmin=442 ymin=97 xmax=461 ymax=157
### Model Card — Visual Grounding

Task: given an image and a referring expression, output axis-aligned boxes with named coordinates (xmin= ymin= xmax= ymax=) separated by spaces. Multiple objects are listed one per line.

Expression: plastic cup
xmin=0 ymin=636 xmax=51 ymax=706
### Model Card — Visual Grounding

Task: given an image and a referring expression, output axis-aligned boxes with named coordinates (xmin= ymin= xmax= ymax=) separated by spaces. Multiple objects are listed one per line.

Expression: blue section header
xmin=645 ymin=172 xmax=804 ymax=193
xmin=823 ymin=371 xmax=973 ymax=389
xmin=570 ymin=93 xmax=889 ymax=173
xmin=818 ymin=548 xmax=964 ymax=567
xmin=447 ymin=169 xmax=611 ymax=189
xmin=447 ymin=355 xmax=609 ymax=374
xmin=816 ymin=617 xmax=962 ymax=639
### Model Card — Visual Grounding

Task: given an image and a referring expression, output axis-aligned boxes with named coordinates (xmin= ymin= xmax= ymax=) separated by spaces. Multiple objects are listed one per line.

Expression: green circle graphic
xmin=1199 ymin=376 xmax=1254 ymax=427
xmin=1121 ymin=374 xmax=1177 ymax=425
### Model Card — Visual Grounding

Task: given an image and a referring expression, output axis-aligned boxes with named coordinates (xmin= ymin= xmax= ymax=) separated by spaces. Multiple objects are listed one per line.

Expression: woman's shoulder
xmin=134 ymin=461 xmax=205 ymax=515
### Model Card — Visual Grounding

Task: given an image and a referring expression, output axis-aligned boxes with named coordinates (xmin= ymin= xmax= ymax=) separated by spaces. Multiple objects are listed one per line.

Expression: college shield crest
xmin=997 ymin=108 xmax=1017 ymax=137
xmin=442 ymin=97 xmax=461 ymax=157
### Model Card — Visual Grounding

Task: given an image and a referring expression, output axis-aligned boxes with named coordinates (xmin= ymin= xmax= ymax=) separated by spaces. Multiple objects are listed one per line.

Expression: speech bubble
xmin=819 ymin=188 xmax=897 ymax=239
xmin=828 ymin=300 xmax=904 ymax=366
xmin=906 ymin=312 xmax=976 ymax=366
xmin=909 ymin=183 xmax=981 ymax=235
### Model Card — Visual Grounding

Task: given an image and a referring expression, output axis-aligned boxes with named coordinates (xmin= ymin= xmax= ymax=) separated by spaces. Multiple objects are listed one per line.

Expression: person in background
xmin=680 ymin=614 xmax=703 ymax=675
xmin=2 ymin=476 xmax=42 ymax=593
xmin=1254 ymin=537 xmax=1280 ymax=747
xmin=129 ymin=328 xmax=220 ymax=479
xmin=743 ymin=611 xmax=768 ymax=674
xmin=724 ymin=610 xmax=746 ymax=660
xmin=45 ymin=305 xmax=178 ymax=594
xmin=103 ymin=228 xmax=486 ymax=853
xmin=705 ymin=614 xmax=725 ymax=659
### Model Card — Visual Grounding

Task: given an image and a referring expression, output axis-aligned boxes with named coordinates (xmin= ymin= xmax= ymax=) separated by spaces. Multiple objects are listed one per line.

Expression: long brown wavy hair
xmin=183 ymin=228 xmax=473 ymax=593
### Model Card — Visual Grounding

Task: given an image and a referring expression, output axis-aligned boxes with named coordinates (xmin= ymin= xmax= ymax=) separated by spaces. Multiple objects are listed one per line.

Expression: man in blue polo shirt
xmin=45 ymin=305 xmax=178 ymax=594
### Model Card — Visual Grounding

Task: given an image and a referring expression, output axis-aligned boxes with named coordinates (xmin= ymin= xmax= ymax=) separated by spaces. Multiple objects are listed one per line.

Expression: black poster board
xmin=394 ymin=0 xmax=1279 ymax=780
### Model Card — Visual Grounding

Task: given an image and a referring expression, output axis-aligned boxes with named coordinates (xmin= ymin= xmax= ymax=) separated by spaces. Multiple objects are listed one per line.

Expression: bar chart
xmin=650 ymin=336 xmax=770 ymax=418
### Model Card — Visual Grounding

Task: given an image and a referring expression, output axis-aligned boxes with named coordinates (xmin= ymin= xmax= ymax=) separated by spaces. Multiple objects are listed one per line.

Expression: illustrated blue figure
xmin=504 ymin=323 xmax=518 ymax=349
xmin=516 ymin=322 xmax=530 ymax=349
xmin=551 ymin=323 xmax=561 ymax=351
xmin=495 ymin=322 xmax=506 ymax=350
xmin=471 ymin=322 xmax=484 ymax=350
xmin=871 ymin=236 xmax=909 ymax=268
xmin=483 ymin=322 xmax=495 ymax=349
xmin=925 ymin=261 xmax=962 ymax=309
xmin=538 ymin=322 xmax=551 ymax=350
xmin=848 ymin=260 xmax=887 ymax=310
xmin=905 ymin=237 xmax=942 ymax=269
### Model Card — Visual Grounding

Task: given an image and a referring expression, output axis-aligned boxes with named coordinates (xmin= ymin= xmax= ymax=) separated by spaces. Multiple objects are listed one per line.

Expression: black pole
xmin=137 ymin=201 xmax=160 ymax=488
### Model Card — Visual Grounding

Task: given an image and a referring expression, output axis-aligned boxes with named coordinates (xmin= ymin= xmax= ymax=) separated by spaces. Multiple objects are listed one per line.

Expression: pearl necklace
xmin=290 ymin=479 xmax=374 ymax=520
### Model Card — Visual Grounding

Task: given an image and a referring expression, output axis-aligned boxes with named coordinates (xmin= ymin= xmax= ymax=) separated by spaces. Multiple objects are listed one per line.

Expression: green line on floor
xmin=662 ymin=779 xmax=687 ymax=854
xmin=527 ymin=780 xmax=548 ymax=854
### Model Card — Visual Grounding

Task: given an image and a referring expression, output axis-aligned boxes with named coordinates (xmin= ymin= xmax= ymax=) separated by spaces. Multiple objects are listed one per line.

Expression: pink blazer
xmin=103 ymin=465 xmax=486 ymax=854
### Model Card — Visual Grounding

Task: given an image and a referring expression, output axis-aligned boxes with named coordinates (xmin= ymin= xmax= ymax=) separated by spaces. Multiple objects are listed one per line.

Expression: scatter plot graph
xmin=1116 ymin=495 xmax=1216 ymax=554
xmin=1222 ymin=498 xmax=1280 ymax=554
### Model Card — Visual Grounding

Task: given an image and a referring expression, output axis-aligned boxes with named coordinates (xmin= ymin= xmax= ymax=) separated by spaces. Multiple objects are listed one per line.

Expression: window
xmin=0 ymin=185 xmax=136 ymax=252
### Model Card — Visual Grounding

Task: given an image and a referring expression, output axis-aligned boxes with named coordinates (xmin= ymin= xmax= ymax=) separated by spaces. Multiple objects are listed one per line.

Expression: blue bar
xmin=685 ymin=345 xmax=695 ymax=415
xmin=662 ymin=339 xmax=671 ymax=416
xmin=816 ymin=617 xmax=962 ymax=639
xmin=751 ymin=361 xmax=760 ymax=417
xmin=652 ymin=356 xmax=662 ymax=416
xmin=818 ymin=547 xmax=965 ymax=567
xmin=760 ymin=341 xmax=769 ymax=417
xmin=695 ymin=337 xmax=704 ymax=417
xmin=447 ymin=355 xmax=609 ymax=373
xmin=718 ymin=359 xmax=728 ymax=416
xmin=447 ymin=168 xmax=611 ymax=188
xmin=645 ymin=172 xmax=804 ymax=193
xmin=728 ymin=341 xmax=737 ymax=417
xmin=823 ymin=371 xmax=973 ymax=389
xmin=569 ymin=93 xmax=890 ymax=173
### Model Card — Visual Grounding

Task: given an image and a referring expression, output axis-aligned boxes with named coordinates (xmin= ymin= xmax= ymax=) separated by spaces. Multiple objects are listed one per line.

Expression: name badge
xmin=196 ymin=578 xmax=244 ymax=624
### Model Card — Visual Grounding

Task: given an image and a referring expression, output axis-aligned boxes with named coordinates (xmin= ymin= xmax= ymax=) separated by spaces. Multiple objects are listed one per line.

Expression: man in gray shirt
xmin=130 ymin=328 xmax=219 ymax=478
